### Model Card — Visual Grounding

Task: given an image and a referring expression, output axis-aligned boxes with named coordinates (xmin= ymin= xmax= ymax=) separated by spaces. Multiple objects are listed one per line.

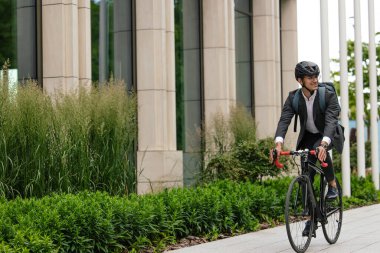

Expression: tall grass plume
xmin=0 ymin=77 xmax=137 ymax=198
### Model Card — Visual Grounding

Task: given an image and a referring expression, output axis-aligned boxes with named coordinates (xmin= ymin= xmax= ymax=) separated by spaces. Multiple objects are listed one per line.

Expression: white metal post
xmin=354 ymin=0 xmax=366 ymax=178
xmin=368 ymin=0 xmax=379 ymax=190
xmin=339 ymin=0 xmax=351 ymax=196
xmin=320 ymin=0 xmax=330 ymax=81
xmin=320 ymin=0 xmax=334 ymax=162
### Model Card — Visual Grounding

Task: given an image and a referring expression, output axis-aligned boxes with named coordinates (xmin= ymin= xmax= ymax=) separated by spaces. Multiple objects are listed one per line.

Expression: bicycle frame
xmin=274 ymin=149 xmax=329 ymax=224
xmin=302 ymin=159 xmax=327 ymax=224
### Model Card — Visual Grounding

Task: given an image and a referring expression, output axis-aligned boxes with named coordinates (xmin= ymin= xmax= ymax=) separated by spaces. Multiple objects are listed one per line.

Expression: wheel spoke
xmin=322 ymin=179 xmax=343 ymax=244
xmin=285 ymin=177 xmax=313 ymax=253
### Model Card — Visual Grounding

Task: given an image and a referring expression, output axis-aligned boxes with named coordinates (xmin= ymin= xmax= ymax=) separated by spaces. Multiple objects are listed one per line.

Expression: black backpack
xmin=292 ymin=82 xmax=340 ymax=132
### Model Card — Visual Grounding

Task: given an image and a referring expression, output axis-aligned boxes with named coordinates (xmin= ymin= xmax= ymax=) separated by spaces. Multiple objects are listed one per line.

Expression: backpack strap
xmin=292 ymin=89 xmax=301 ymax=114
xmin=318 ymin=85 xmax=326 ymax=112
xmin=292 ymin=89 xmax=301 ymax=132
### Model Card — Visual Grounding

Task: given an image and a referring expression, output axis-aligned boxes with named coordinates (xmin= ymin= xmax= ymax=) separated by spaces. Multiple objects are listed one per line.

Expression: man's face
xmin=299 ymin=75 xmax=318 ymax=91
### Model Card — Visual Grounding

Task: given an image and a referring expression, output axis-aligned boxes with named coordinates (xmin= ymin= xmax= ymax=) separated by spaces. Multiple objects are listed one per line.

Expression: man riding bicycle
xmin=270 ymin=61 xmax=344 ymax=236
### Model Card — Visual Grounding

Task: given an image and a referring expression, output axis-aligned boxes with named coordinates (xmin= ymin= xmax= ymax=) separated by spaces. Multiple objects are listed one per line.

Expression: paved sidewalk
xmin=167 ymin=203 xmax=380 ymax=253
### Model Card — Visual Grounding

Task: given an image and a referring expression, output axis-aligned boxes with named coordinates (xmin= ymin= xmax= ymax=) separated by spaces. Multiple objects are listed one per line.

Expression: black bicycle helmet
xmin=294 ymin=61 xmax=320 ymax=80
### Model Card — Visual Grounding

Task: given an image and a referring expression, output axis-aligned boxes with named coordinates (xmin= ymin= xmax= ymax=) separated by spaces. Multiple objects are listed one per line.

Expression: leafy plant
xmin=0 ymin=175 xmax=376 ymax=252
xmin=333 ymin=141 xmax=372 ymax=172
xmin=331 ymin=36 xmax=380 ymax=137
xmin=203 ymin=106 xmax=291 ymax=183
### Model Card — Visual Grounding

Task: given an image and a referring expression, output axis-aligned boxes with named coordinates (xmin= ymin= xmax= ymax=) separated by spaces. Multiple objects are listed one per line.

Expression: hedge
xmin=0 ymin=175 xmax=377 ymax=252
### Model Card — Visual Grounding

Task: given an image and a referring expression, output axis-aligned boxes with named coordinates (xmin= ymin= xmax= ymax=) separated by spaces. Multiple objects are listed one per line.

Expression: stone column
xmin=42 ymin=0 xmax=91 ymax=95
xmin=136 ymin=0 xmax=183 ymax=194
xmin=78 ymin=0 xmax=91 ymax=88
xmin=42 ymin=0 xmax=78 ymax=95
xmin=252 ymin=0 xmax=282 ymax=139
xmin=202 ymin=0 xmax=236 ymax=127
xmin=280 ymin=0 xmax=298 ymax=148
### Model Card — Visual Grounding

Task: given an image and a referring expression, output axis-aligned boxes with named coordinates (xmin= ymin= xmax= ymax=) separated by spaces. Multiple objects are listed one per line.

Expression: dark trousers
xmin=298 ymin=131 xmax=335 ymax=182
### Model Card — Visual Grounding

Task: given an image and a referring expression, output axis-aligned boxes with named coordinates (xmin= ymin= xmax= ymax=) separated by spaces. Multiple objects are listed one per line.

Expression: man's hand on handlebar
xmin=316 ymin=141 xmax=328 ymax=162
xmin=269 ymin=142 xmax=283 ymax=164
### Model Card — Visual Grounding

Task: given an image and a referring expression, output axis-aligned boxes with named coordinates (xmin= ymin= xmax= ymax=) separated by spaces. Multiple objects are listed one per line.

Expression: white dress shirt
xmin=275 ymin=90 xmax=331 ymax=145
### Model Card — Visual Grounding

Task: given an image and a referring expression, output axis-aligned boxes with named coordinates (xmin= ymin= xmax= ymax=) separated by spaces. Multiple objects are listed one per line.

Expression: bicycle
xmin=272 ymin=149 xmax=343 ymax=253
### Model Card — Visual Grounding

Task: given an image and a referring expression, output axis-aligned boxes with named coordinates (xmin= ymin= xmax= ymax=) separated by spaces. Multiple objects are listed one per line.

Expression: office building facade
xmin=1 ymin=0 xmax=298 ymax=194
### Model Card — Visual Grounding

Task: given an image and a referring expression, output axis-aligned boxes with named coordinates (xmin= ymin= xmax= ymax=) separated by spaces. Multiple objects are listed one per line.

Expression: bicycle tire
xmin=285 ymin=176 xmax=315 ymax=253
xmin=322 ymin=178 xmax=343 ymax=244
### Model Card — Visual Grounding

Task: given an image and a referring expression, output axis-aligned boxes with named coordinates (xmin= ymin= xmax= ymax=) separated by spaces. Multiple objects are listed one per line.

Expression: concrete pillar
xmin=42 ymin=0 xmax=90 ymax=95
xmin=253 ymin=0 xmax=281 ymax=138
xmin=202 ymin=0 xmax=236 ymax=127
xmin=280 ymin=0 xmax=298 ymax=149
xmin=136 ymin=0 xmax=183 ymax=194
xmin=78 ymin=0 xmax=91 ymax=88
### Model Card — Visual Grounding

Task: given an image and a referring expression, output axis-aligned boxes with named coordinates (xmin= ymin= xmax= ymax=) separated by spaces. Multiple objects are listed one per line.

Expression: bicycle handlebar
xmin=273 ymin=149 xmax=328 ymax=169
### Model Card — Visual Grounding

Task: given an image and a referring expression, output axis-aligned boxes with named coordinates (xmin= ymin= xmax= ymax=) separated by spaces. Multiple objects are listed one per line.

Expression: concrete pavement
xmin=167 ymin=203 xmax=380 ymax=253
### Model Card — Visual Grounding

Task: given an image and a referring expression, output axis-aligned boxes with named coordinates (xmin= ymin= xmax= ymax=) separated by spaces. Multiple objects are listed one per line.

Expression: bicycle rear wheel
xmin=285 ymin=176 xmax=315 ymax=253
xmin=322 ymin=178 xmax=343 ymax=244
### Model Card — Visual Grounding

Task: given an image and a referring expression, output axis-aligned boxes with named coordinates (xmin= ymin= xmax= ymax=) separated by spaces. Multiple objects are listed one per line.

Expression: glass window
xmin=175 ymin=0 xmax=202 ymax=185
xmin=235 ymin=0 xmax=253 ymax=113
xmin=0 ymin=1 xmax=17 ymax=68
xmin=0 ymin=0 xmax=37 ymax=88
xmin=91 ymin=0 xmax=134 ymax=89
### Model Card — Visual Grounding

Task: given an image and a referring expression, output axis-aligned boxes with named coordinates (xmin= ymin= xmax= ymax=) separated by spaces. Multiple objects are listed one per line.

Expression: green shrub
xmin=333 ymin=141 xmax=372 ymax=172
xmin=0 ymin=180 xmax=285 ymax=252
xmin=0 ymin=175 xmax=377 ymax=252
xmin=203 ymin=106 xmax=291 ymax=183
xmin=0 ymin=80 xmax=137 ymax=198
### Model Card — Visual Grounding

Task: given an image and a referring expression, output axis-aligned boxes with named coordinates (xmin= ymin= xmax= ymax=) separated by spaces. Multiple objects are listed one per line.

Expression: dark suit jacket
xmin=274 ymin=87 xmax=344 ymax=153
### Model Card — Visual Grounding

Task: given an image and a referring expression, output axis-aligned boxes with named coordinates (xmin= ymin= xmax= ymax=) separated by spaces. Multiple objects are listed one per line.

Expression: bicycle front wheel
xmin=285 ymin=176 xmax=315 ymax=253
xmin=322 ymin=178 xmax=343 ymax=244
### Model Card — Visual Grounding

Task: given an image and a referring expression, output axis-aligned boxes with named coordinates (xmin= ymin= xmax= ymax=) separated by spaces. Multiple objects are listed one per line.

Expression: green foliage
xmin=350 ymin=174 xmax=378 ymax=202
xmin=0 ymin=181 xmax=284 ymax=252
xmin=333 ymin=141 xmax=372 ymax=172
xmin=0 ymin=174 xmax=377 ymax=252
xmin=331 ymin=37 xmax=380 ymax=123
xmin=0 ymin=79 xmax=137 ymax=198
xmin=203 ymin=106 xmax=291 ymax=183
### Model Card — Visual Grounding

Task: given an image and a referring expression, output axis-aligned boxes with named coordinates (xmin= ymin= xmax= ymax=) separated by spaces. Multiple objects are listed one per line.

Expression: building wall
xmin=280 ymin=0 xmax=299 ymax=149
xmin=14 ymin=0 xmax=298 ymax=193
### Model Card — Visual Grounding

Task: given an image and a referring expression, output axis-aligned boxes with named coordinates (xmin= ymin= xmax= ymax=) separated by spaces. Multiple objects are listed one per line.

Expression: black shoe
xmin=302 ymin=220 xmax=315 ymax=237
xmin=326 ymin=186 xmax=338 ymax=200
xmin=302 ymin=221 xmax=317 ymax=237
